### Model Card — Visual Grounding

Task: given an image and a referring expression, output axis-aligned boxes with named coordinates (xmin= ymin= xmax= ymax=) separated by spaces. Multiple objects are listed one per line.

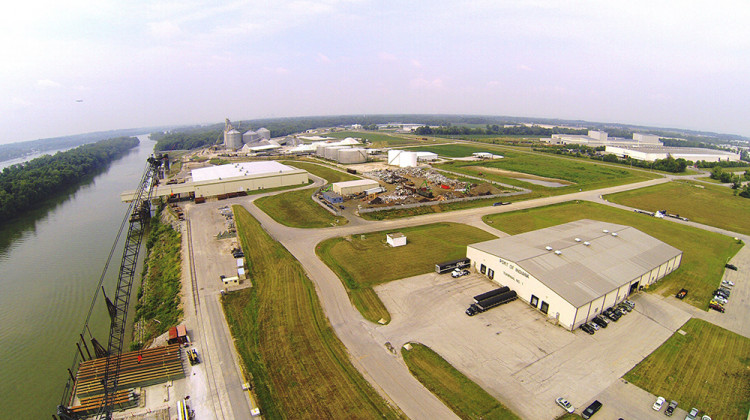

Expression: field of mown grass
xmin=327 ymin=130 xmax=421 ymax=146
xmin=255 ymin=188 xmax=347 ymax=228
xmin=222 ymin=205 xmax=404 ymax=419
xmin=316 ymin=223 xmax=496 ymax=323
xmin=624 ymin=319 xmax=750 ymax=419
xmin=605 ymin=180 xmax=750 ymax=235
xmin=415 ymin=143 xmax=501 ymax=157
xmin=483 ymin=201 xmax=742 ymax=308
xmin=282 ymin=160 xmax=359 ymax=183
xmin=401 ymin=343 xmax=521 ymax=420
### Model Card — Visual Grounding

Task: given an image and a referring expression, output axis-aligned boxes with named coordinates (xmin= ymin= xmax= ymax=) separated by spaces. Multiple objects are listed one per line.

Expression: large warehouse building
xmin=466 ymin=220 xmax=682 ymax=330
xmin=604 ymin=145 xmax=741 ymax=162
xmin=121 ymin=161 xmax=308 ymax=201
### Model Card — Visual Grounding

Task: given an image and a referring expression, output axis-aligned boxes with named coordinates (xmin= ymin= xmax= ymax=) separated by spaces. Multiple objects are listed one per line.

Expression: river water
xmin=0 ymin=135 xmax=154 ymax=418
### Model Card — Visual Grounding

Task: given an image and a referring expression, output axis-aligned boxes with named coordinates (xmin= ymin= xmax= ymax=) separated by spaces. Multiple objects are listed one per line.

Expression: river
xmin=0 ymin=135 xmax=155 ymax=418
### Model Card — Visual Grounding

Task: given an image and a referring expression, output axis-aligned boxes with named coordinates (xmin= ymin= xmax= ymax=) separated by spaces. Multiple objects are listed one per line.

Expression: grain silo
xmin=257 ymin=127 xmax=271 ymax=140
xmin=224 ymin=129 xmax=243 ymax=150
xmin=243 ymin=130 xmax=261 ymax=144
xmin=338 ymin=148 xmax=367 ymax=164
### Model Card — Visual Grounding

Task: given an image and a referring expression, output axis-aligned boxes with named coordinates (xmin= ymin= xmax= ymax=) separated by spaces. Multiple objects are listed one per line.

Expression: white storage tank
xmin=337 ymin=148 xmax=367 ymax=164
xmin=399 ymin=151 xmax=418 ymax=168
xmin=387 ymin=150 xmax=402 ymax=166
xmin=325 ymin=146 xmax=347 ymax=160
xmin=224 ymin=129 xmax=243 ymax=150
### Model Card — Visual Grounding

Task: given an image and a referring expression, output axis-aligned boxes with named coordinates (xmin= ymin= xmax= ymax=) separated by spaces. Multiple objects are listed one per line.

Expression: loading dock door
xmin=530 ymin=295 xmax=539 ymax=308
xmin=540 ymin=301 xmax=549 ymax=314
xmin=629 ymin=281 xmax=639 ymax=295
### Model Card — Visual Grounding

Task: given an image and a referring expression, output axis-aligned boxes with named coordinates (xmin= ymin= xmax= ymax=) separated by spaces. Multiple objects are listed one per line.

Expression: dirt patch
xmin=468 ymin=166 xmax=573 ymax=185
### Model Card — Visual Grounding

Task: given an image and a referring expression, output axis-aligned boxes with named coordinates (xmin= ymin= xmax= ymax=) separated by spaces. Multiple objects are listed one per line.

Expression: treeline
xmin=152 ymin=129 xmax=222 ymax=151
xmin=535 ymin=145 xmax=689 ymax=173
xmin=0 ymin=136 xmax=139 ymax=223
xmin=414 ymin=124 xmax=587 ymax=136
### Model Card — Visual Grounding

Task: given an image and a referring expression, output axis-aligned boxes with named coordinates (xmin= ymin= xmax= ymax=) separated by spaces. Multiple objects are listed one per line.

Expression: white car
xmin=653 ymin=396 xmax=666 ymax=411
xmin=713 ymin=296 xmax=728 ymax=304
xmin=556 ymin=397 xmax=574 ymax=413
xmin=722 ymin=280 xmax=734 ymax=286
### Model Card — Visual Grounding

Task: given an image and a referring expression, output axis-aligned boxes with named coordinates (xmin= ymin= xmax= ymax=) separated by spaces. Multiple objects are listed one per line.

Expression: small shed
xmin=168 ymin=324 xmax=188 ymax=344
xmin=238 ymin=267 xmax=246 ymax=280
xmin=322 ymin=191 xmax=344 ymax=204
xmin=332 ymin=179 xmax=379 ymax=195
xmin=386 ymin=232 xmax=407 ymax=247
xmin=236 ymin=258 xmax=244 ymax=269
xmin=223 ymin=276 xmax=239 ymax=286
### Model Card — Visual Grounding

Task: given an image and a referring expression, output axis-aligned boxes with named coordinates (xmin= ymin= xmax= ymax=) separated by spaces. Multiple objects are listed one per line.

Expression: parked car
xmin=725 ymin=263 xmax=737 ymax=270
xmin=665 ymin=400 xmax=678 ymax=416
xmin=721 ymin=280 xmax=734 ymax=286
xmin=624 ymin=299 xmax=636 ymax=309
xmin=592 ymin=315 xmax=609 ymax=328
xmin=709 ymin=303 xmax=725 ymax=313
xmin=712 ymin=296 xmax=728 ymax=304
xmin=676 ymin=288 xmax=688 ymax=299
xmin=556 ymin=397 xmax=575 ymax=413
xmin=587 ymin=321 xmax=599 ymax=331
xmin=582 ymin=400 xmax=602 ymax=419
xmin=451 ymin=268 xmax=469 ymax=278
xmin=685 ymin=407 xmax=699 ymax=420
xmin=701 ymin=415 xmax=712 ymax=420
xmin=619 ymin=303 xmax=632 ymax=312
xmin=653 ymin=396 xmax=666 ymax=411
xmin=581 ymin=323 xmax=595 ymax=335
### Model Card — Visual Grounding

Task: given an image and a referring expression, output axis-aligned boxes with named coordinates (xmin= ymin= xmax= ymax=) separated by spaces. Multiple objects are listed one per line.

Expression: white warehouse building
xmin=466 ymin=220 xmax=682 ymax=331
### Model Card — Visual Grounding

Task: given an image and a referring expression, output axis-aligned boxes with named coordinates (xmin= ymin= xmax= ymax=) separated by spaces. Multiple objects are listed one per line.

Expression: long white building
xmin=605 ymin=146 xmax=741 ymax=162
xmin=466 ymin=220 xmax=682 ymax=330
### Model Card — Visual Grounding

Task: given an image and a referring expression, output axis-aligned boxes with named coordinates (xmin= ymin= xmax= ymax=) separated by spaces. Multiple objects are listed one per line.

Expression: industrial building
xmin=122 ymin=161 xmax=308 ymax=201
xmin=542 ymin=131 xmax=663 ymax=148
xmin=605 ymin=146 xmax=741 ymax=162
xmin=466 ymin=220 xmax=682 ymax=330
xmin=331 ymin=179 xmax=380 ymax=195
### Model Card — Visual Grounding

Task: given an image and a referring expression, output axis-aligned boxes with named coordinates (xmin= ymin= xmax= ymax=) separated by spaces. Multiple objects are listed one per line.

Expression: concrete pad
xmin=376 ymin=272 xmax=694 ymax=420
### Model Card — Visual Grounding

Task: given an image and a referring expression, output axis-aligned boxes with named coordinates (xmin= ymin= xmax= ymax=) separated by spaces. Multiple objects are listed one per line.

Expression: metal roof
xmin=332 ymin=179 xmax=379 ymax=188
xmin=192 ymin=161 xmax=296 ymax=182
xmin=468 ymin=219 xmax=682 ymax=307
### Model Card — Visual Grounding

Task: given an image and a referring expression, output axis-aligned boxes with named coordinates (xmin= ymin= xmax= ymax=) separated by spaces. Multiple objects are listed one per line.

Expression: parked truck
xmin=473 ymin=286 xmax=510 ymax=303
xmin=466 ymin=290 xmax=517 ymax=316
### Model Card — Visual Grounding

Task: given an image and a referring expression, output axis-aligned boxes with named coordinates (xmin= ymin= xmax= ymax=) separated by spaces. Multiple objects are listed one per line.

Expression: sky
xmin=2 ymin=0 xmax=749 ymax=144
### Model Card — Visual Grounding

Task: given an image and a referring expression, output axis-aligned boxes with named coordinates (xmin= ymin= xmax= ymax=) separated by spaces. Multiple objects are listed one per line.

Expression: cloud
xmin=517 ymin=64 xmax=533 ymax=72
xmin=149 ymin=20 xmax=182 ymax=38
xmin=11 ymin=97 xmax=32 ymax=108
xmin=378 ymin=52 xmax=397 ymax=61
xmin=411 ymin=59 xmax=421 ymax=67
xmin=265 ymin=66 xmax=290 ymax=74
xmin=410 ymin=77 xmax=444 ymax=89
xmin=487 ymin=80 xmax=500 ymax=87
xmin=37 ymin=79 xmax=62 ymax=89
xmin=316 ymin=52 xmax=331 ymax=63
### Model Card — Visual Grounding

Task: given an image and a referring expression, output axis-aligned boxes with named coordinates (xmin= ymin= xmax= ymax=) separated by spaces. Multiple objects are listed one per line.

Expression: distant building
xmin=605 ymin=146 xmax=741 ymax=162
xmin=386 ymin=232 xmax=407 ymax=247
xmin=541 ymin=130 xmax=663 ymax=148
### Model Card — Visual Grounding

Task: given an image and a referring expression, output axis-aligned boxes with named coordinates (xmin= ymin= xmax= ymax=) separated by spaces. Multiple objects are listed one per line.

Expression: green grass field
xmin=255 ymin=188 xmax=347 ymax=228
xmin=282 ymin=160 xmax=359 ymax=182
xmin=327 ymin=130 xmax=422 ymax=147
xmin=222 ymin=205 xmax=404 ymax=419
xmin=415 ymin=143 xmax=502 ymax=157
xmin=604 ymin=180 xmax=750 ymax=235
xmin=401 ymin=343 xmax=521 ymax=420
xmin=483 ymin=201 xmax=742 ymax=308
xmin=316 ymin=223 xmax=496 ymax=323
xmin=624 ymin=319 xmax=750 ymax=419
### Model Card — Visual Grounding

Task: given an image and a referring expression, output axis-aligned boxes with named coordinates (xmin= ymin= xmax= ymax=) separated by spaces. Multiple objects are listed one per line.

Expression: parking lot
xmin=375 ymin=272 xmax=692 ymax=420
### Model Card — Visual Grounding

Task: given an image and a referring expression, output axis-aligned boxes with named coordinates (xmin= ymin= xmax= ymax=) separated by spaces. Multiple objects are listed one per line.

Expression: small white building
xmin=237 ymin=267 xmax=246 ymax=280
xmin=332 ymin=179 xmax=380 ymax=195
xmin=236 ymin=258 xmax=244 ymax=269
xmin=386 ymin=232 xmax=407 ymax=247
xmin=605 ymin=146 xmax=741 ymax=162
xmin=466 ymin=220 xmax=682 ymax=330
xmin=223 ymin=276 xmax=239 ymax=286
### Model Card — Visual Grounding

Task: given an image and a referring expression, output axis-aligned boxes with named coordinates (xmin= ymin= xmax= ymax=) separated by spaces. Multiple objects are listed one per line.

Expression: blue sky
xmin=2 ymin=0 xmax=749 ymax=144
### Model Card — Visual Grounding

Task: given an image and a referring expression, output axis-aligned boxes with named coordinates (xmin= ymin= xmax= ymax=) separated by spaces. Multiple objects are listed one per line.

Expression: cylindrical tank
xmin=338 ymin=148 xmax=367 ymax=164
xmin=316 ymin=144 xmax=327 ymax=157
xmin=224 ymin=129 xmax=242 ymax=150
xmin=399 ymin=151 xmax=417 ymax=168
xmin=387 ymin=150 xmax=402 ymax=166
xmin=325 ymin=146 xmax=346 ymax=160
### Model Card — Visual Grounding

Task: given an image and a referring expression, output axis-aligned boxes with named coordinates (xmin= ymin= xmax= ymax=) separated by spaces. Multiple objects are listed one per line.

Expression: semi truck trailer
xmin=473 ymin=286 xmax=510 ymax=303
xmin=466 ymin=290 xmax=517 ymax=316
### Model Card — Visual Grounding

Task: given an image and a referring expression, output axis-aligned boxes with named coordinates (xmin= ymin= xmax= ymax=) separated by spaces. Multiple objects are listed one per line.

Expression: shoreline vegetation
xmin=0 ymin=136 xmax=139 ymax=224
xmin=132 ymin=207 xmax=183 ymax=350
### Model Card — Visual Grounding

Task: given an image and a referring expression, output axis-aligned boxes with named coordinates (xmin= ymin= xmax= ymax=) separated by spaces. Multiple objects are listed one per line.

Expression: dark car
xmin=581 ymin=323 xmax=595 ymax=335
xmin=665 ymin=400 xmax=678 ymax=416
xmin=709 ymin=303 xmax=725 ymax=313
xmin=582 ymin=400 xmax=602 ymax=419
xmin=592 ymin=315 xmax=609 ymax=328
xmin=676 ymin=288 xmax=688 ymax=299
xmin=714 ymin=289 xmax=730 ymax=298
xmin=725 ymin=263 xmax=738 ymax=270
xmin=604 ymin=309 xmax=620 ymax=321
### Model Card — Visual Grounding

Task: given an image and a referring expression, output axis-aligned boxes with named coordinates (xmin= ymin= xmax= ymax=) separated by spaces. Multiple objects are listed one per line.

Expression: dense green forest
xmin=0 ymin=136 xmax=139 ymax=223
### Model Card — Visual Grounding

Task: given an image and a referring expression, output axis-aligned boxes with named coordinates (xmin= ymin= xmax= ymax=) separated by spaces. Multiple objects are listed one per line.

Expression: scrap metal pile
xmin=363 ymin=167 xmax=472 ymax=205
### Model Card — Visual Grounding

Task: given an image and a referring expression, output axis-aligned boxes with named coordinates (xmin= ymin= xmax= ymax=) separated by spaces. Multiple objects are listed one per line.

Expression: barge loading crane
xmin=55 ymin=156 xmax=163 ymax=420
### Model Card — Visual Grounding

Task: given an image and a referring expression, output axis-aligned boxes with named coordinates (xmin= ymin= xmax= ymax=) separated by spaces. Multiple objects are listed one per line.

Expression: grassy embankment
xmin=253 ymin=160 xmax=356 ymax=228
xmin=483 ymin=201 xmax=742 ymax=308
xmin=222 ymin=205 xmax=404 ymax=419
xmin=327 ymin=130 xmax=423 ymax=147
xmin=361 ymin=143 xmax=660 ymax=220
xmin=132 ymin=214 xmax=182 ymax=349
xmin=401 ymin=343 xmax=521 ymax=420
xmin=316 ymin=223 xmax=496 ymax=323
xmin=605 ymin=180 xmax=750 ymax=236
xmin=625 ymin=319 xmax=750 ymax=419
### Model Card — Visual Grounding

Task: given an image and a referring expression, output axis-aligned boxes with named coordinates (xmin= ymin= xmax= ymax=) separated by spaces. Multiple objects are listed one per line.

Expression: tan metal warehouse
xmin=466 ymin=219 xmax=682 ymax=330
xmin=331 ymin=179 xmax=380 ymax=195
